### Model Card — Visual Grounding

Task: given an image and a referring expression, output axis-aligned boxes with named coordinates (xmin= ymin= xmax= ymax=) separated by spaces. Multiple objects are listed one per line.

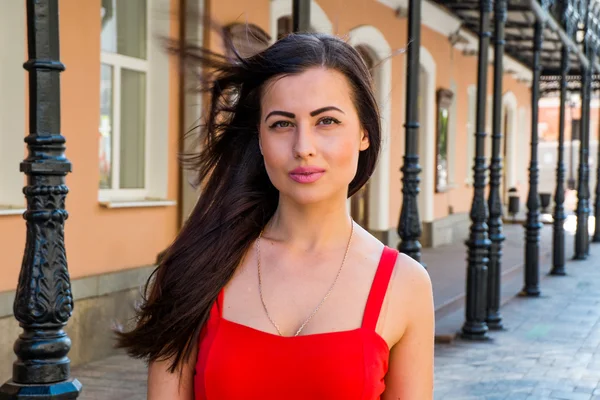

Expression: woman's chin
xmin=279 ymin=187 xmax=343 ymax=206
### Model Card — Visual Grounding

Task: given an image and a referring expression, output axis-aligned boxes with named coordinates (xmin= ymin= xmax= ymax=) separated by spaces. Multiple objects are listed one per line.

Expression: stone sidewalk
xmin=434 ymin=240 xmax=600 ymax=399
xmin=72 ymin=237 xmax=600 ymax=400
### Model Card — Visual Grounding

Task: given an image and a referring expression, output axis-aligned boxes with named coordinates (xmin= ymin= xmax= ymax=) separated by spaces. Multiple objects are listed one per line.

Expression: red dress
xmin=194 ymin=246 xmax=399 ymax=399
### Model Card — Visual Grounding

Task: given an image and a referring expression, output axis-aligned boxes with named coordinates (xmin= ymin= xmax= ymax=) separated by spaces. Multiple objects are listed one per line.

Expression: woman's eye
xmin=270 ymin=121 xmax=293 ymax=129
xmin=318 ymin=117 xmax=341 ymax=126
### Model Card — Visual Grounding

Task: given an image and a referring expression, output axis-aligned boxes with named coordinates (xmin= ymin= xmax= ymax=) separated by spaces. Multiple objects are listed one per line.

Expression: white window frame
xmin=99 ymin=51 xmax=150 ymax=200
xmin=99 ymin=0 xmax=171 ymax=205
xmin=0 ymin=1 xmax=26 ymax=214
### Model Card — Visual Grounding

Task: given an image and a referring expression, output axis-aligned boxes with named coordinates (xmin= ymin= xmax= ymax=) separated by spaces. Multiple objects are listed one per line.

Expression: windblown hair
xmin=115 ymin=29 xmax=382 ymax=374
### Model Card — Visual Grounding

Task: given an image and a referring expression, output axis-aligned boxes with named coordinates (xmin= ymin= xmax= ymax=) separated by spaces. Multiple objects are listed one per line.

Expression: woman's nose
xmin=293 ymin=123 xmax=317 ymax=159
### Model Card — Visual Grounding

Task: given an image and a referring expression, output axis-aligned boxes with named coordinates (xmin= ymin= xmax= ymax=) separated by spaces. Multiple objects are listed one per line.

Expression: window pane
xmin=120 ymin=69 xmax=146 ymax=189
xmin=99 ymin=64 xmax=113 ymax=189
xmin=101 ymin=0 xmax=147 ymax=59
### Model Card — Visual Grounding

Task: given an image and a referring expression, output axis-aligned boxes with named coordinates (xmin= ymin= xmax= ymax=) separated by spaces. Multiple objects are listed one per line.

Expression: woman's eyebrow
xmin=310 ymin=106 xmax=345 ymax=116
xmin=264 ymin=110 xmax=295 ymax=121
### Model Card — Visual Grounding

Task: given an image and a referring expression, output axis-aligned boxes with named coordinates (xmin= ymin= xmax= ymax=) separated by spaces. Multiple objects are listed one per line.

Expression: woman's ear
xmin=359 ymin=129 xmax=370 ymax=151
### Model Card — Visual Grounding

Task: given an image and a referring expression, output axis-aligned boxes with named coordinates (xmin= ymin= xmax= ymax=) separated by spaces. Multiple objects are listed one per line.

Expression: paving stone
xmin=434 ymin=238 xmax=600 ymax=399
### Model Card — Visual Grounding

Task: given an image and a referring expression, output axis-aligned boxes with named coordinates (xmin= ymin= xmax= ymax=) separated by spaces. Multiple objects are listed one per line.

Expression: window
xmin=0 ymin=1 xmax=26 ymax=213
xmin=99 ymin=0 xmax=171 ymax=204
xmin=436 ymin=89 xmax=453 ymax=192
xmin=100 ymin=0 xmax=149 ymax=198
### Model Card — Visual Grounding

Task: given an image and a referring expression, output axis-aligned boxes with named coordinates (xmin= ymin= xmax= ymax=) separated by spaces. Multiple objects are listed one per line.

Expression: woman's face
xmin=259 ymin=67 xmax=369 ymax=206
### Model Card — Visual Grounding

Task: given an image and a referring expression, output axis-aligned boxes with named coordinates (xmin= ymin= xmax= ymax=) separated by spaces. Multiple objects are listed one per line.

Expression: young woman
xmin=117 ymin=31 xmax=434 ymax=399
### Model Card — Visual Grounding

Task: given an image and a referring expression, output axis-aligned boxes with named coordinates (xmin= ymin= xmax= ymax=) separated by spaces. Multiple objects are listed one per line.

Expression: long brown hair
xmin=115 ymin=29 xmax=382 ymax=374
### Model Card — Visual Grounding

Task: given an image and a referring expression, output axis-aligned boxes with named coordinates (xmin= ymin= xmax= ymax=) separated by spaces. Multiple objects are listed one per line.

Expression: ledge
xmin=435 ymin=183 xmax=458 ymax=193
xmin=99 ymin=199 xmax=177 ymax=209
xmin=0 ymin=206 xmax=25 ymax=216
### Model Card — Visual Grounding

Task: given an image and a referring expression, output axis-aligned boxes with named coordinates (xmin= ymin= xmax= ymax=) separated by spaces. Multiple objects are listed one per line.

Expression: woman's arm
xmin=147 ymin=345 xmax=197 ymax=400
xmin=382 ymin=254 xmax=435 ymax=400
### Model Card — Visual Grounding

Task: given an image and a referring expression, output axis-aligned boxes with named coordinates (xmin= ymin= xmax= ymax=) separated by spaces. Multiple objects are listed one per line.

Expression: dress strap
xmin=361 ymin=246 xmax=399 ymax=331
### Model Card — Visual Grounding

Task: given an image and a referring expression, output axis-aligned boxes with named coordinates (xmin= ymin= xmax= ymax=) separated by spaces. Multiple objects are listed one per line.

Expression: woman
xmin=117 ymin=31 xmax=434 ymax=399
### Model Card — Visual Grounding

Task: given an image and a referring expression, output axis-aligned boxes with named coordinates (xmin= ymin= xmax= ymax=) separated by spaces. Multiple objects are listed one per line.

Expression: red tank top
xmin=194 ymin=246 xmax=399 ymax=399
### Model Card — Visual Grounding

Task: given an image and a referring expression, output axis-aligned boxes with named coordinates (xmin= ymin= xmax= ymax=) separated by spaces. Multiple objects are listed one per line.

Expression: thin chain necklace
xmin=256 ymin=221 xmax=355 ymax=337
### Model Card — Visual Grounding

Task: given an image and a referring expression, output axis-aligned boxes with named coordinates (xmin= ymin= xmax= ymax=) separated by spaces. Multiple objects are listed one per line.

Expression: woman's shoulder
xmin=352 ymin=223 xmax=432 ymax=294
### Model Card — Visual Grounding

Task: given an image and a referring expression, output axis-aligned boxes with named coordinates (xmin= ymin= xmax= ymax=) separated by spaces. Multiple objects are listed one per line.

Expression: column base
xmin=592 ymin=235 xmax=600 ymax=243
xmin=486 ymin=312 xmax=504 ymax=330
xmin=519 ymin=287 xmax=541 ymax=297
xmin=550 ymin=266 xmax=567 ymax=276
xmin=573 ymin=253 xmax=588 ymax=261
xmin=461 ymin=321 xmax=489 ymax=341
xmin=0 ymin=379 xmax=82 ymax=400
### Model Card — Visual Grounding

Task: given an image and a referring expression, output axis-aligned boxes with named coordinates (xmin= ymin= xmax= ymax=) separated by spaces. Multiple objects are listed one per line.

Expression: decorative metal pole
xmin=575 ymin=13 xmax=591 ymax=259
xmin=551 ymin=41 xmax=569 ymax=275
xmin=292 ymin=0 xmax=311 ymax=32
xmin=593 ymin=95 xmax=600 ymax=241
xmin=521 ymin=20 xmax=543 ymax=297
xmin=462 ymin=0 xmax=492 ymax=341
xmin=486 ymin=0 xmax=507 ymax=330
xmin=593 ymin=72 xmax=600 ymax=242
xmin=0 ymin=1 xmax=81 ymax=399
xmin=398 ymin=0 xmax=423 ymax=264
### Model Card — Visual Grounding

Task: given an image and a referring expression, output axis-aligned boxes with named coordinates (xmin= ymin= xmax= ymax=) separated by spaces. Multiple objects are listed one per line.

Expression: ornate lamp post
xmin=292 ymin=0 xmax=311 ymax=32
xmin=551 ymin=2 xmax=572 ymax=276
xmin=0 ymin=1 xmax=81 ymax=399
xmin=398 ymin=0 xmax=423 ymax=263
xmin=574 ymin=0 xmax=592 ymax=260
xmin=462 ymin=0 xmax=492 ymax=341
xmin=486 ymin=0 xmax=507 ymax=330
xmin=521 ymin=19 xmax=543 ymax=297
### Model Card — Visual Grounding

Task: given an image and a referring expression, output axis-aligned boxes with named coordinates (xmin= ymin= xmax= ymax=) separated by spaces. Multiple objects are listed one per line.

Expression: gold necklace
xmin=256 ymin=221 xmax=354 ymax=337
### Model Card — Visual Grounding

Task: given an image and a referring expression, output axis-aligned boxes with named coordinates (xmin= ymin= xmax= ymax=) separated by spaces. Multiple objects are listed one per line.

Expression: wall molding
xmin=419 ymin=46 xmax=436 ymax=223
xmin=503 ymin=91 xmax=519 ymax=190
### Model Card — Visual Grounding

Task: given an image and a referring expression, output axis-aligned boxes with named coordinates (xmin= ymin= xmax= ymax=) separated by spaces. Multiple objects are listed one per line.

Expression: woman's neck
xmin=265 ymin=195 xmax=353 ymax=253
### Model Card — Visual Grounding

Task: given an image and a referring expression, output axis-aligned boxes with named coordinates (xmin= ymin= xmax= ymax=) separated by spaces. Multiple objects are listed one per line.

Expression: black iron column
xmin=398 ymin=0 xmax=423 ymax=263
xmin=0 ymin=1 xmax=81 ymax=399
xmin=575 ymin=22 xmax=591 ymax=259
xmin=486 ymin=0 xmax=506 ymax=330
xmin=593 ymin=78 xmax=600 ymax=242
xmin=551 ymin=42 xmax=569 ymax=275
xmin=521 ymin=20 xmax=543 ymax=297
xmin=462 ymin=0 xmax=492 ymax=341
xmin=292 ymin=0 xmax=311 ymax=32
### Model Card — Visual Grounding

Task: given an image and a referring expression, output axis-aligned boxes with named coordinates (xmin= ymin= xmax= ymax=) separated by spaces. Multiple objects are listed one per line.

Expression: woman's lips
xmin=289 ymin=167 xmax=325 ymax=183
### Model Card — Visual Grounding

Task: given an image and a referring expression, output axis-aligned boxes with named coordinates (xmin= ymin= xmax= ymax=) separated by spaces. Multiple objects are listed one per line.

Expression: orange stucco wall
xmin=539 ymin=102 xmax=589 ymax=142
xmin=0 ymin=0 xmax=181 ymax=293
